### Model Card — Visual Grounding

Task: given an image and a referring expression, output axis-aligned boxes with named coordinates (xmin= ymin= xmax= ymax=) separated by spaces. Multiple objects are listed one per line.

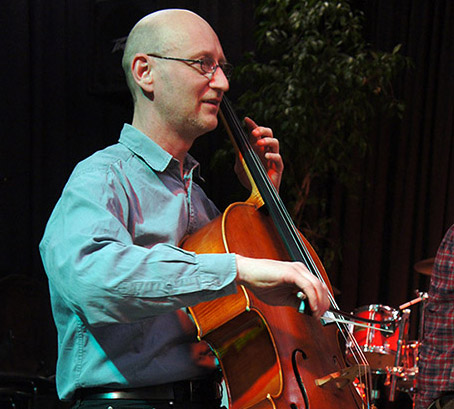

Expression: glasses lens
xmin=200 ymin=57 xmax=216 ymax=74
xmin=220 ymin=63 xmax=233 ymax=79
xmin=200 ymin=57 xmax=233 ymax=79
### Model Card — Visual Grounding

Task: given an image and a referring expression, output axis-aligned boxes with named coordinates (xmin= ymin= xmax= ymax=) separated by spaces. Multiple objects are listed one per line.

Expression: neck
xmin=132 ymin=107 xmax=193 ymax=174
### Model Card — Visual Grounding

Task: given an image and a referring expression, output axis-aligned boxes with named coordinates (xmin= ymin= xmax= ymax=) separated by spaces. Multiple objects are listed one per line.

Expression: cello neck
xmin=219 ymin=97 xmax=317 ymax=269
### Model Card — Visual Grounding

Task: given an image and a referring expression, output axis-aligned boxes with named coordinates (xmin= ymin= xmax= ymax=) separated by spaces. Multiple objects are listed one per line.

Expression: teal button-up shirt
xmin=40 ymin=124 xmax=237 ymax=400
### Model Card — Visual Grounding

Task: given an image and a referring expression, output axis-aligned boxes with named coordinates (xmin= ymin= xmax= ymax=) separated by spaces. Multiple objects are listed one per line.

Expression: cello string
xmin=222 ymin=98 xmax=372 ymax=406
xmin=223 ymin=99 xmax=344 ymax=314
xmin=222 ymin=96 xmax=370 ymax=356
xmin=230 ymin=102 xmax=372 ymax=408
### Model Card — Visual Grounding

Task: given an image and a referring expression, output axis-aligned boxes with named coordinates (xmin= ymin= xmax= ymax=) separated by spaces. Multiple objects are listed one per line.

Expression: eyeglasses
xmin=146 ymin=53 xmax=233 ymax=79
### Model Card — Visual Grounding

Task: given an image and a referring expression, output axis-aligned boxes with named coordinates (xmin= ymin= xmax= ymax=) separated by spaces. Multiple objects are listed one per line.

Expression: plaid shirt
xmin=416 ymin=224 xmax=454 ymax=409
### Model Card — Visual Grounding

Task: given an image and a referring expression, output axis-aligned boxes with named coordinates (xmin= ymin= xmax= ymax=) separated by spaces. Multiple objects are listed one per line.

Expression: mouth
xmin=202 ymin=98 xmax=222 ymax=108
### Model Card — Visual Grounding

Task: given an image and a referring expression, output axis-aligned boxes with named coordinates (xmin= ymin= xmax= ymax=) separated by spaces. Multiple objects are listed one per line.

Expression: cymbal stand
xmin=416 ymin=291 xmax=428 ymax=341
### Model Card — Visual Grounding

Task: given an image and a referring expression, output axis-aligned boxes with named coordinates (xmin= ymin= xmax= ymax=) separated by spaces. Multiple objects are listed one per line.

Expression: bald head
xmin=122 ymin=9 xmax=220 ymax=101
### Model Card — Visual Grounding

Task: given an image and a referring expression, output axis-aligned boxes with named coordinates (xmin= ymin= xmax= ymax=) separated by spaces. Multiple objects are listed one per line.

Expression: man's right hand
xmin=235 ymin=255 xmax=330 ymax=320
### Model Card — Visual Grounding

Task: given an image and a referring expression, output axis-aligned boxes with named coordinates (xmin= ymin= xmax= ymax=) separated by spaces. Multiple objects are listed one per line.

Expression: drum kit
xmin=345 ymin=258 xmax=434 ymax=408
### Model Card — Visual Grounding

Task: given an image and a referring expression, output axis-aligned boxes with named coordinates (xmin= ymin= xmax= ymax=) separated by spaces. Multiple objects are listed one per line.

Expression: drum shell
xmin=346 ymin=304 xmax=405 ymax=373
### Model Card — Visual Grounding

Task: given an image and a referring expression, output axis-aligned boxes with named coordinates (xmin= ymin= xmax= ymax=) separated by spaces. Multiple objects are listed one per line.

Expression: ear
xmin=131 ymin=53 xmax=154 ymax=92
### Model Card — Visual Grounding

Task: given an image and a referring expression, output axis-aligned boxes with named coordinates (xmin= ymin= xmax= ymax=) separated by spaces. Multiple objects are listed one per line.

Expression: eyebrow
xmin=190 ymin=51 xmax=228 ymax=63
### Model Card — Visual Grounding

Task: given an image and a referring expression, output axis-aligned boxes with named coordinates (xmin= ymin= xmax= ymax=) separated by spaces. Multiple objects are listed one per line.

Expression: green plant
xmin=226 ymin=0 xmax=408 ymax=264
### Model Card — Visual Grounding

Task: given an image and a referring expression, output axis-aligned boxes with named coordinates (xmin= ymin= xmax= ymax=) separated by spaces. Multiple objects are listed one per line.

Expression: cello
xmin=181 ymin=97 xmax=372 ymax=409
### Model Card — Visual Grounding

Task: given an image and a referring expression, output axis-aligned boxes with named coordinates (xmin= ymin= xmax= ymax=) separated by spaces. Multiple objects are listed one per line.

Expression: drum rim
xmin=354 ymin=304 xmax=396 ymax=314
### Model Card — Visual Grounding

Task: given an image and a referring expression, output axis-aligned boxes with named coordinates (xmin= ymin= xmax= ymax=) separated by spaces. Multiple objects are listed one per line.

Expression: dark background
xmin=0 ymin=0 xmax=453 ymax=406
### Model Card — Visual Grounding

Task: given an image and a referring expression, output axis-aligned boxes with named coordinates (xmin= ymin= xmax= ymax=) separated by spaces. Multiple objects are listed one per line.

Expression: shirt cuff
xmin=195 ymin=252 xmax=238 ymax=295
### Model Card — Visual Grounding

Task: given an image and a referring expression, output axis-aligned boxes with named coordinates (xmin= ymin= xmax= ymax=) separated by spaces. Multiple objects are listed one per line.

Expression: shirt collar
xmin=118 ymin=124 xmax=203 ymax=179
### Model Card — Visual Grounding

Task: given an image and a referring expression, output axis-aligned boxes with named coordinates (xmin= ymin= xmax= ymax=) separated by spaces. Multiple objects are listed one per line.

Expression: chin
xmin=201 ymin=115 xmax=219 ymax=133
xmin=189 ymin=112 xmax=219 ymax=137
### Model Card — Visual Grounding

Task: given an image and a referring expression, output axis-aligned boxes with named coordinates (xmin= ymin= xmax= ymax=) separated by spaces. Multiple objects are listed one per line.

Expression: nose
xmin=209 ymin=66 xmax=229 ymax=92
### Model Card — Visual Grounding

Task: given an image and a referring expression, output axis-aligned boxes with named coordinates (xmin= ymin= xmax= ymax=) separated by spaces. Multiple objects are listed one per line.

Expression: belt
xmin=74 ymin=379 xmax=222 ymax=403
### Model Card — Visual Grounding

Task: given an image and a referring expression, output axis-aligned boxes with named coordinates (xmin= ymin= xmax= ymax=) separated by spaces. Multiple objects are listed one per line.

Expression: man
xmin=40 ymin=9 xmax=330 ymax=409
xmin=416 ymin=224 xmax=454 ymax=409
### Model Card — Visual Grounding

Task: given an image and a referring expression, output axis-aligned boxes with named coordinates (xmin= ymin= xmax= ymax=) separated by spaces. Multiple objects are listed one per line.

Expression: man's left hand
xmin=234 ymin=117 xmax=284 ymax=192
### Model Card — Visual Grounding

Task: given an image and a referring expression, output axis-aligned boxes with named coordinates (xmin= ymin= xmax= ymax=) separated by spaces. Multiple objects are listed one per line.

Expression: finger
xmin=314 ymin=282 xmax=331 ymax=319
xmin=257 ymin=137 xmax=279 ymax=151
xmin=244 ymin=117 xmax=273 ymax=140
xmin=287 ymin=263 xmax=318 ymax=303
xmin=251 ymin=126 xmax=273 ymax=140
xmin=292 ymin=266 xmax=330 ymax=319
xmin=244 ymin=116 xmax=258 ymax=133
xmin=302 ymin=284 xmax=322 ymax=318
xmin=311 ymin=282 xmax=330 ymax=319
xmin=264 ymin=153 xmax=283 ymax=166
xmin=305 ymin=279 xmax=329 ymax=318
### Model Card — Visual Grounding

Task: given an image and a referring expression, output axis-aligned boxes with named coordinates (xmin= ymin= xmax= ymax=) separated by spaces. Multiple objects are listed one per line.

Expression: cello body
xmin=182 ymin=202 xmax=365 ymax=409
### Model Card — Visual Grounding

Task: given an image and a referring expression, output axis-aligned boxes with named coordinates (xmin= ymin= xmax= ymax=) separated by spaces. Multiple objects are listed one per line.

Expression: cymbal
xmin=414 ymin=257 xmax=435 ymax=276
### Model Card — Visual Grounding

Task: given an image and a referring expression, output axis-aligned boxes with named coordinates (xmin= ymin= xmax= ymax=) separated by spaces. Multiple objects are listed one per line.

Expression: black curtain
xmin=330 ymin=1 xmax=454 ymax=321
xmin=0 ymin=0 xmax=453 ymax=383
xmin=0 ymin=0 xmax=255 ymax=377
xmin=0 ymin=0 xmax=255 ymax=284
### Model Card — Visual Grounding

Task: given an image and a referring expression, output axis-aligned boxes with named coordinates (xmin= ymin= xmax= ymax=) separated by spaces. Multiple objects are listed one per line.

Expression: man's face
xmin=151 ymin=20 xmax=230 ymax=141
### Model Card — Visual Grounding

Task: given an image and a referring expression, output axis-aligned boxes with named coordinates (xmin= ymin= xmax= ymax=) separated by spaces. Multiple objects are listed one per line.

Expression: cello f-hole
xmin=292 ymin=349 xmax=309 ymax=409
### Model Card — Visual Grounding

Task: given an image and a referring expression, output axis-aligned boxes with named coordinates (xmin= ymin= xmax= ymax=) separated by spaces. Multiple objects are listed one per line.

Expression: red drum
xmin=346 ymin=304 xmax=404 ymax=373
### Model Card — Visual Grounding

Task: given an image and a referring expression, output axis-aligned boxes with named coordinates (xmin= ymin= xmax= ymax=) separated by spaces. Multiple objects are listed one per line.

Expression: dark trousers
xmin=71 ymin=399 xmax=223 ymax=409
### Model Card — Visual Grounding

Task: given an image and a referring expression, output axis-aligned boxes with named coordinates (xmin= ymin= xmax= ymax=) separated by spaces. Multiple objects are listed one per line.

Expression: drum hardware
xmin=344 ymin=268 xmax=430 ymax=407
xmin=345 ymin=304 xmax=407 ymax=374
xmin=416 ymin=290 xmax=428 ymax=342
xmin=388 ymin=290 xmax=428 ymax=403
xmin=399 ymin=292 xmax=429 ymax=311
xmin=384 ymin=340 xmax=419 ymax=399
xmin=388 ymin=308 xmax=411 ymax=402
xmin=398 ymin=341 xmax=419 ymax=394
xmin=413 ymin=257 xmax=432 ymax=346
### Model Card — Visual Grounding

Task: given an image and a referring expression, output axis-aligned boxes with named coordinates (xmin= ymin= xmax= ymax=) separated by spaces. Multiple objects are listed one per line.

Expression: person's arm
xmin=40 ymin=166 xmax=238 ymax=327
xmin=235 ymin=255 xmax=329 ymax=320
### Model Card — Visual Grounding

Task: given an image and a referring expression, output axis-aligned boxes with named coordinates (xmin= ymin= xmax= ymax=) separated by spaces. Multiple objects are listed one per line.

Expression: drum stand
xmin=387 ymin=291 xmax=428 ymax=404
xmin=388 ymin=308 xmax=410 ymax=402
xmin=415 ymin=291 xmax=428 ymax=342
